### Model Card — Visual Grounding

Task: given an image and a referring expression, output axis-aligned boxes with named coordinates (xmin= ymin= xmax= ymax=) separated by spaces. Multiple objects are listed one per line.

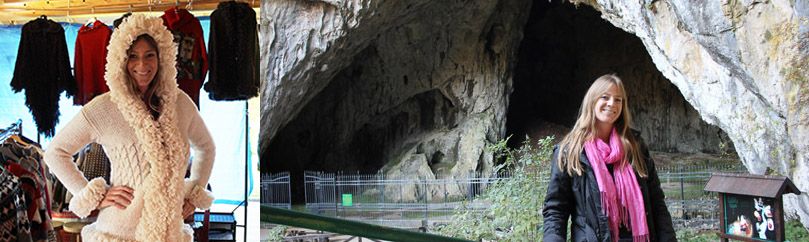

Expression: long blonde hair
xmin=556 ymin=74 xmax=647 ymax=177
xmin=125 ymin=34 xmax=162 ymax=118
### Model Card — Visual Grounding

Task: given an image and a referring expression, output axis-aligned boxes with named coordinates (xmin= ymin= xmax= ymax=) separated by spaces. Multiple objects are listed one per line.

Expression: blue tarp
xmin=0 ymin=17 xmax=253 ymax=205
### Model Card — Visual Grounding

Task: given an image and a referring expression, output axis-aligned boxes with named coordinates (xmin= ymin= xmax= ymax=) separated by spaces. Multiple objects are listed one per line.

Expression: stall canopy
xmin=0 ymin=0 xmax=258 ymax=24
xmin=0 ymin=0 xmax=260 ymax=206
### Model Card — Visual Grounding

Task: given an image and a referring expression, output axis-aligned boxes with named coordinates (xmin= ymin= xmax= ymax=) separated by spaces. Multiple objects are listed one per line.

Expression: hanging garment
xmin=161 ymin=7 xmax=208 ymax=108
xmin=10 ymin=17 xmax=77 ymax=137
xmin=0 ymin=169 xmax=32 ymax=242
xmin=76 ymin=143 xmax=111 ymax=183
xmin=1 ymin=141 xmax=55 ymax=242
xmin=204 ymin=1 xmax=259 ymax=101
xmin=112 ymin=13 xmax=132 ymax=30
xmin=74 ymin=20 xmax=113 ymax=105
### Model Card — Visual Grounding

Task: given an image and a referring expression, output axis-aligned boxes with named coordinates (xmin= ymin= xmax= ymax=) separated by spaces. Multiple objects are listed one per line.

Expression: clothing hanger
xmin=186 ymin=0 xmax=194 ymax=11
xmin=0 ymin=120 xmax=36 ymax=149
xmin=85 ymin=8 xmax=97 ymax=27
xmin=5 ymin=135 xmax=29 ymax=147
xmin=66 ymin=0 xmax=75 ymax=24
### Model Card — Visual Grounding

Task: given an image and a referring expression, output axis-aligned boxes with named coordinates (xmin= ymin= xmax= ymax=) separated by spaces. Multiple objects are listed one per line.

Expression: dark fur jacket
xmin=203 ymin=1 xmax=259 ymax=101
xmin=11 ymin=17 xmax=76 ymax=137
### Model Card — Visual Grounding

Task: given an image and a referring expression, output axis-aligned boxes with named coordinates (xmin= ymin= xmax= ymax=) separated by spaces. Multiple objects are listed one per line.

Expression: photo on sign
xmin=724 ymin=194 xmax=776 ymax=241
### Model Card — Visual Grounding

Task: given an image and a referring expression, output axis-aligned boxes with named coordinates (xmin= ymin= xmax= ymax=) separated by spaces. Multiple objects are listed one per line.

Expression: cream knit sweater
xmin=44 ymin=14 xmax=215 ymax=242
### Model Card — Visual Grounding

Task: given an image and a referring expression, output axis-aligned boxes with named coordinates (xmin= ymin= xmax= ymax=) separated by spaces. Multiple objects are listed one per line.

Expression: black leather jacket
xmin=542 ymin=139 xmax=677 ymax=242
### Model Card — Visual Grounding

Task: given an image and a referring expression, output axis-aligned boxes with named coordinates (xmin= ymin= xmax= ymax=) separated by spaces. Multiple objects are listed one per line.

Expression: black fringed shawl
xmin=10 ymin=17 xmax=76 ymax=137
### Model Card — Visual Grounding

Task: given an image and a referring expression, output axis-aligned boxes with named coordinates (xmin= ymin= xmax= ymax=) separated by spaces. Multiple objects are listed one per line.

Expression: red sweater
xmin=74 ymin=20 xmax=111 ymax=105
xmin=162 ymin=7 xmax=208 ymax=108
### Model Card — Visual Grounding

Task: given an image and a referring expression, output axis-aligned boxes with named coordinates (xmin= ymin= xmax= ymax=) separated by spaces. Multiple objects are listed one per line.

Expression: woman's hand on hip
xmin=182 ymin=199 xmax=196 ymax=218
xmin=98 ymin=185 xmax=134 ymax=210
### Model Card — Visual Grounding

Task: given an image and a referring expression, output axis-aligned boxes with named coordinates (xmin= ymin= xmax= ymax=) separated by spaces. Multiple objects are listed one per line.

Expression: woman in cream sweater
xmin=45 ymin=14 xmax=215 ymax=242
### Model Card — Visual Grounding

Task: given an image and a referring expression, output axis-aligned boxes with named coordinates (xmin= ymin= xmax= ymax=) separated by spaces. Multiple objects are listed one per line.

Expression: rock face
xmin=567 ymin=0 xmax=809 ymax=227
xmin=262 ymin=0 xmax=809 ymax=227
xmin=262 ymin=0 xmax=530 ymax=201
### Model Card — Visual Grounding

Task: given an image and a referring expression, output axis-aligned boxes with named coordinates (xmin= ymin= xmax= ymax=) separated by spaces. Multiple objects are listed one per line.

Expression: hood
xmin=105 ymin=14 xmax=178 ymax=101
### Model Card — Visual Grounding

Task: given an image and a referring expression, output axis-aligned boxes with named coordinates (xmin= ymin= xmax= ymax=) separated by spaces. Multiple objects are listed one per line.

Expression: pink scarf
xmin=584 ymin=128 xmax=649 ymax=242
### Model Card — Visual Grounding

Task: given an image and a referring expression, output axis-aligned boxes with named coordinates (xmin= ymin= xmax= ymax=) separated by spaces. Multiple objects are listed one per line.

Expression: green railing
xmin=261 ymin=205 xmax=474 ymax=242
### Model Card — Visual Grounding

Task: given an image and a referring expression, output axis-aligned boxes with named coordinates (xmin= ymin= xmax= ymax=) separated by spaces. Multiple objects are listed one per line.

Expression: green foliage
xmin=436 ymin=135 xmax=555 ymax=241
xmin=674 ymin=220 xmax=809 ymax=242
xmin=675 ymin=229 xmax=717 ymax=242
xmin=718 ymin=140 xmax=731 ymax=159
xmin=785 ymin=219 xmax=809 ymax=242
xmin=265 ymin=225 xmax=287 ymax=242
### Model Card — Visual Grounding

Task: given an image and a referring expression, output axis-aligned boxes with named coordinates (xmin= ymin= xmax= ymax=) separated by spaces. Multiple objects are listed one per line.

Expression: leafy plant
xmin=785 ymin=219 xmax=809 ymax=242
xmin=265 ymin=225 xmax=287 ymax=242
xmin=436 ymin=135 xmax=554 ymax=241
xmin=675 ymin=229 xmax=716 ymax=242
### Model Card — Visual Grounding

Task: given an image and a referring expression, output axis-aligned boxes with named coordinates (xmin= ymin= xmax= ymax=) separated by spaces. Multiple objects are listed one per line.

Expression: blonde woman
xmin=45 ymin=14 xmax=215 ymax=242
xmin=542 ymin=74 xmax=676 ymax=242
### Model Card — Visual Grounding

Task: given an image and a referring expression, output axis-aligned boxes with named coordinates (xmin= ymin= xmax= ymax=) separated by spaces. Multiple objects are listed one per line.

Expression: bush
xmin=436 ymin=135 xmax=554 ymax=241
xmin=265 ymin=225 xmax=286 ymax=242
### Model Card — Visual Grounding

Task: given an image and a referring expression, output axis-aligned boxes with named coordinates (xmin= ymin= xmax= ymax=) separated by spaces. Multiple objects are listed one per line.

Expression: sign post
xmin=704 ymin=173 xmax=802 ymax=242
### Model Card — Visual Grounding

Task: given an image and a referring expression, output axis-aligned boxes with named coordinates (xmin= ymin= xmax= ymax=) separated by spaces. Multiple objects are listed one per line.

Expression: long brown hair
xmin=556 ymin=74 xmax=647 ymax=177
xmin=126 ymin=34 xmax=162 ymax=119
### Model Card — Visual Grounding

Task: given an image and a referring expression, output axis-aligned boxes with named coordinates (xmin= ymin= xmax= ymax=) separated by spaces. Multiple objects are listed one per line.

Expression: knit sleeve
xmin=44 ymin=108 xmax=107 ymax=218
xmin=182 ymin=96 xmax=216 ymax=209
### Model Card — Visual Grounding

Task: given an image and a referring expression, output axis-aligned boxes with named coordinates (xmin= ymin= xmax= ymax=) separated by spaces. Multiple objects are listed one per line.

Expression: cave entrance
xmin=507 ymin=1 xmax=734 ymax=157
xmin=265 ymin=1 xmax=738 ymax=204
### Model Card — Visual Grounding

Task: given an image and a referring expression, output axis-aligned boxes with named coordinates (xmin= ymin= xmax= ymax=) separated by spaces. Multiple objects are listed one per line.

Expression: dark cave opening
xmin=506 ymin=1 xmax=732 ymax=155
xmin=263 ymin=44 xmax=461 ymax=203
xmin=263 ymin=0 xmax=736 ymax=204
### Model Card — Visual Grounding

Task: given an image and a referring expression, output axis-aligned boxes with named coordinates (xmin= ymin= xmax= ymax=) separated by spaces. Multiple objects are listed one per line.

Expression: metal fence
xmin=261 ymin=172 xmax=291 ymax=209
xmin=657 ymin=163 xmax=747 ymax=229
xmin=303 ymin=170 xmax=516 ymax=229
xmin=262 ymin=163 xmax=749 ymax=231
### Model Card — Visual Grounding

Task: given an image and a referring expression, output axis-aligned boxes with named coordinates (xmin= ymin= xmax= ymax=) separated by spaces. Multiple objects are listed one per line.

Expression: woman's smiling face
xmin=127 ymin=38 xmax=159 ymax=94
xmin=593 ymin=83 xmax=623 ymax=127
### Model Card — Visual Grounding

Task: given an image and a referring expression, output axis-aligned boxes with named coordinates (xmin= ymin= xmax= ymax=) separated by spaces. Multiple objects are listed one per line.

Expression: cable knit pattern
xmin=44 ymin=14 xmax=215 ymax=242
xmin=67 ymin=177 xmax=108 ymax=218
xmin=183 ymin=180 xmax=214 ymax=209
xmin=106 ymin=144 xmax=148 ymax=187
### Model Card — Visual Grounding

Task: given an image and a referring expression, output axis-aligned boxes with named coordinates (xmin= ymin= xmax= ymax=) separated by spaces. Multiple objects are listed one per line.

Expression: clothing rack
xmin=0 ymin=119 xmax=23 ymax=142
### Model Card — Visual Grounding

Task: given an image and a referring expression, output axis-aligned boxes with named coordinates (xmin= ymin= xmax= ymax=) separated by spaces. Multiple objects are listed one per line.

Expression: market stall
xmin=0 ymin=1 xmax=261 ymax=241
